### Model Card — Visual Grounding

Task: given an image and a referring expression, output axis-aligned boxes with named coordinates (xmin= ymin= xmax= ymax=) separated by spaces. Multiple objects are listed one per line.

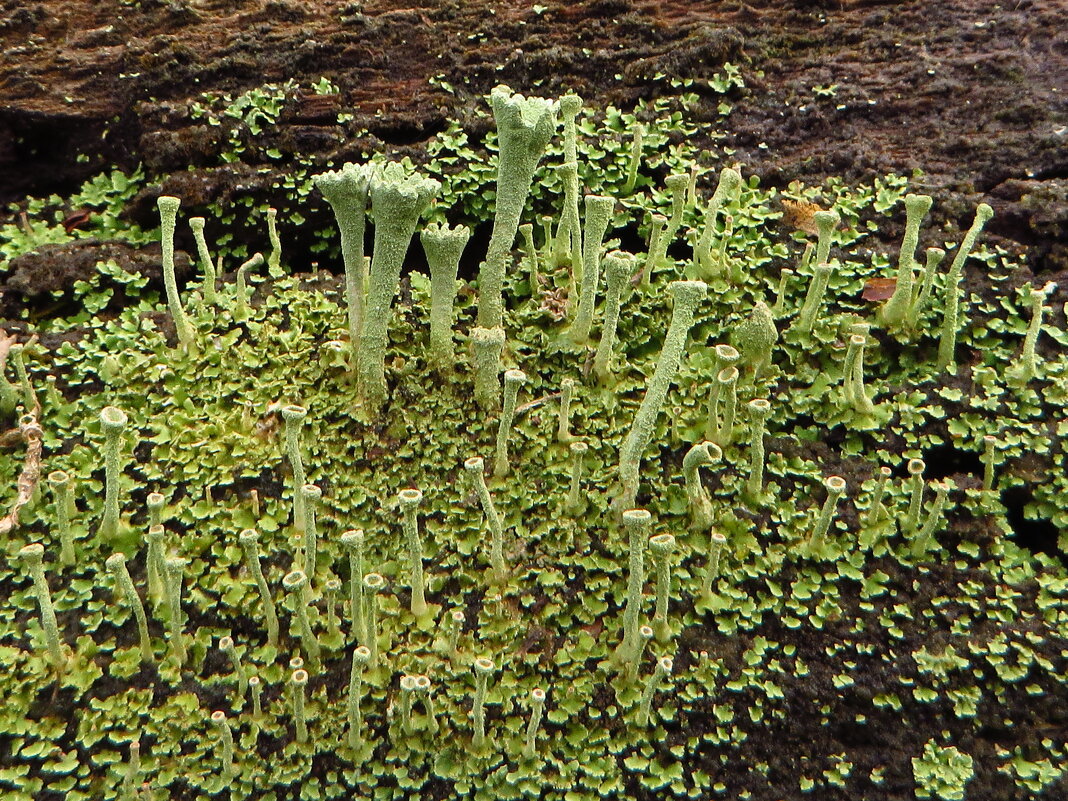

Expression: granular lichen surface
xmin=0 ymin=82 xmax=1065 ymax=801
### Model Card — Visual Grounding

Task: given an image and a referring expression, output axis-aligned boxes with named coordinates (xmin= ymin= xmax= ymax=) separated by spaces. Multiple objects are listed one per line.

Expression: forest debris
xmin=0 ymin=411 xmax=44 ymax=537
xmin=863 ymin=277 xmax=898 ymax=302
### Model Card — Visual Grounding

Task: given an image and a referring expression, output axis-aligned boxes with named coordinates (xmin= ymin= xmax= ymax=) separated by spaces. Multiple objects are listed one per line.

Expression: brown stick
xmin=0 ymin=412 xmax=43 ymax=536
xmin=515 ymin=392 xmax=560 ymax=418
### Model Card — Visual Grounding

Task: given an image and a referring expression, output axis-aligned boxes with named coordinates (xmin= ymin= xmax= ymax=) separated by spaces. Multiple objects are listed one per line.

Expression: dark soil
xmin=2 ymin=1 xmax=1067 ymax=800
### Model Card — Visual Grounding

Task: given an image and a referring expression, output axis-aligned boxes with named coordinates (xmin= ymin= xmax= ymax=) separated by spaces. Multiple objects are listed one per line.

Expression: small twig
xmin=0 ymin=411 xmax=44 ymax=536
xmin=0 ymin=427 xmax=24 ymax=448
xmin=0 ymin=328 xmax=16 ymax=367
xmin=515 ymin=392 xmax=560 ymax=418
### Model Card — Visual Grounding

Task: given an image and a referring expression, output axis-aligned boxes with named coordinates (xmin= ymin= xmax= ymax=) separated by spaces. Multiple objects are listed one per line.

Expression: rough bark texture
xmin=0 ymin=0 xmax=1064 ymax=274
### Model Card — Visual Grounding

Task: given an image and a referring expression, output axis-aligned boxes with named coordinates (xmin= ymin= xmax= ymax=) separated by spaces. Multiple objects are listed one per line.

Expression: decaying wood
xmin=0 ymin=411 xmax=44 ymax=536
xmin=0 ymin=326 xmax=45 ymax=535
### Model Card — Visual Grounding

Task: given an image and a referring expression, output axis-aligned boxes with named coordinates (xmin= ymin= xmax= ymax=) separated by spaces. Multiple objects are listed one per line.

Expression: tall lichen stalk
xmin=615 ymin=281 xmax=706 ymax=513
xmin=476 ymin=87 xmax=558 ymax=332
xmin=315 ymin=163 xmax=375 ymax=358
xmin=358 ymin=163 xmax=439 ymax=414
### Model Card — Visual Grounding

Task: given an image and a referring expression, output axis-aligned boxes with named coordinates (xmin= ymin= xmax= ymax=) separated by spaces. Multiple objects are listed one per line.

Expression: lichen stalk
xmin=18 ymin=544 xmax=66 ymax=671
xmin=239 ymin=529 xmax=279 ymax=647
xmin=557 ymin=378 xmax=576 ymax=444
xmin=234 ymin=252 xmax=264 ymax=322
xmin=638 ymin=214 xmax=667 ymax=287
xmin=551 ymin=161 xmax=582 ymax=277
xmin=162 ymin=557 xmax=188 ymax=666
xmin=808 ymin=476 xmax=847 ymax=553
xmin=711 ymin=366 xmax=739 ymax=448
xmin=683 ymin=441 xmax=721 ymax=532
xmin=1011 ymin=281 xmax=1057 ymax=384
xmin=9 ymin=345 xmax=36 ymax=413
xmin=622 ymin=122 xmax=645 ymax=195
xmin=744 ymin=399 xmax=771 ymax=504
xmin=471 ymin=326 xmax=506 ymax=411
xmin=794 ymin=261 xmax=835 ymax=335
xmin=324 ymin=578 xmax=342 ymax=640
xmin=880 ymin=194 xmax=933 ymax=328
xmin=339 ymin=530 xmax=366 ymax=643
xmin=936 ymin=203 xmax=994 ymax=372
xmin=614 ymin=509 xmax=650 ymax=665
xmin=106 ymin=552 xmax=153 ymax=664
xmin=283 ymin=569 xmax=321 ymax=670
xmin=471 ymin=657 xmax=495 ymax=750
xmin=649 ymin=533 xmax=676 ymax=643
xmin=98 ymin=405 xmax=128 ymax=544
xmin=147 ymin=492 xmax=164 ymax=528
xmin=773 ymin=268 xmax=793 ymax=317
xmin=156 ymin=196 xmax=194 ymax=349
xmin=219 ymin=635 xmax=248 ymax=698
xmin=464 ymin=457 xmax=507 ymax=583
xmin=300 ymin=483 xmax=322 ymax=581
xmin=905 ymin=246 xmax=946 ymax=328
xmin=624 ymin=624 xmax=655 ymax=685
xmin=615 ymin=281 xmax=706 ymax=511
xmin=281 ymin=404 xmax=307 ymax=537
xmin=120 ymin=739 xmax=140 ymax=801
xmin=398 ymin=488 xmax=428 ymax=618
xmin=637 ymin=656 xmax=673 ymax=727
xmin=569 ymin=195 xmax=616 ymax=344
xmin=444 ymin=609 xmax=466 ymax=664
xmin=494 ymin=369 xmax=526 ymax=477
xmin=249 ymin=676 xmax=263 ymax=720
xmin=722 ymin=216 xmax=742 ymax=283
xmin=520 ymin=223 xmax=538 ymax=286
xmin=523 ymin=688 xmax=546 ymax=759
xmin=903 ymin=458 xmax=926 ymax=537
xmin=346 ymin=645 xmax=371 ymax=748
xmin=701 ymin=530 xmax=728 ymax=598
xmin=44 ymin=374 xmax=61 ymax=409
xmin=421 ymin=222 xmax=471 ymax=371
xmin=145 ymin=523 xmax=166 ymax=607
xmin=291 ymin=669 xmax=309 ymax=744
xmin=48 ymin=470 xmax=75 ymax=567
xmin=359 ymin=163 xmax=440 ymax=412
xmin=211 ymin=711 xmax=234 ymax=779
xmin=188 ymin=216 xmax=217 ymax=306
xmin=695 ymin=167 xmax=742 ymax=278
xmin=362 ymin=573 xmax=385 ymax=667
xmin=865 ymin=466 xmax=893 ymax=526
xmin=314 ymin=163 xmax=374 ymax=357
xmin=842 ymin=334 xmax=876 ymax=416
xmin=476 ymin=86 xmax=557 ymax=330
xmin=981 ymin=436 xmax=998 ymax=493
xmin=912 ymin=481 xmax=952 ymax=556
xmin=592 ymin=252 xmax=634 ymax=382
xmin=552 ymin=95 xmax=583 ymax=273
xmin=266 ymin=207 xmax=281 ymax=274
xmin=398 ymin=674 xmax=417 ymax=734
xmin=703 ymin=344 xmax=739 ymax=440
xmin=662 ymin=173 xmax=690 ymax=248
xmin=0 ymin=361 xmax=16 ymax=416
xmin=565 ymin=441 xmax=589 ymax=516
xmin=415 ymin=674 xmax=437 ymax=735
